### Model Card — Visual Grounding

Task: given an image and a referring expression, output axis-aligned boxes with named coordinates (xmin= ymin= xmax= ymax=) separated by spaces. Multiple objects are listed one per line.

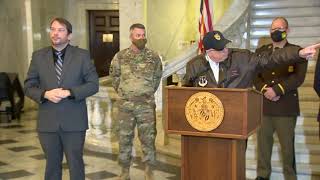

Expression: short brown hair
xmin=129 ymin=23 xmax=145 ymax=31
xmin=50 ymin=17 xmax=72 ymax=34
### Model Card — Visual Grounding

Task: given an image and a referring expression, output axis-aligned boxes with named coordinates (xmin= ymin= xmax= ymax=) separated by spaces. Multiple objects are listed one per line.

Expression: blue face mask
xmin=271 ymin=30 xmax=287 ymax=42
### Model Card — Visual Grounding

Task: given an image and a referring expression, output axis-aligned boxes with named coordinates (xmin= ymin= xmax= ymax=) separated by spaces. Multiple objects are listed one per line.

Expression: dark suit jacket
xmin=24 ymin=45 xmax=99 ymax=132
xmin=254 ymin=43 xmax=307 ymax=116
xmin=314 ymin=52 xmax=320 ymax=121
xmin=184 ymin=46 xmax=304 ymax=89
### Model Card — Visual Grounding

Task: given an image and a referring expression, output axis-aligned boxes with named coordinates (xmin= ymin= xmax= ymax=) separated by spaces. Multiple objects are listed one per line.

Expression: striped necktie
xmin=55 ymin=51 xmax=63 ymax=85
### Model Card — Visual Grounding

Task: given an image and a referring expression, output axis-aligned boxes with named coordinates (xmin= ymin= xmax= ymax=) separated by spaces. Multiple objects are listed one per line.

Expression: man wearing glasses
xmin=253 ymin=17 xmax=307 ymax=180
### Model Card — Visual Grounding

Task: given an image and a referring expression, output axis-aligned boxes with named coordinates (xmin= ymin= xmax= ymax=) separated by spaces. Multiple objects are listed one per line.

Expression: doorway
xmin=89 ymin=10 xmax=119 ymax=77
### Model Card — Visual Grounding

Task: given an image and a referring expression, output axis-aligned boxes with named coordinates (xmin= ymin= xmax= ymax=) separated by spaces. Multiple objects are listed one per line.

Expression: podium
xmin=165 ymin=87 xmax=262 ymax=180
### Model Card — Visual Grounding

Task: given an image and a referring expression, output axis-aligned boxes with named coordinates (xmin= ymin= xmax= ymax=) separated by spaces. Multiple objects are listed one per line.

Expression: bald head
xmin=271 ymin=17 xmax=288 ymax=31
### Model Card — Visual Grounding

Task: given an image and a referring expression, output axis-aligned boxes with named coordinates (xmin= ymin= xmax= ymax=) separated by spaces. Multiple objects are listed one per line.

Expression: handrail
xmin=162 ymin=45 xmax=198 ymax=78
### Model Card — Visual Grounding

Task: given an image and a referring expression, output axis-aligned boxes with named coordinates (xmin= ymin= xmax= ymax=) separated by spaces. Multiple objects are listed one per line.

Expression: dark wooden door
xmin=89 ymin=10 xmax=119 ymax=77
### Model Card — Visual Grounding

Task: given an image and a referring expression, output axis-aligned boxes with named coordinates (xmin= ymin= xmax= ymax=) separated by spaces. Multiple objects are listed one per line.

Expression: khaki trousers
xmin=256 ymin=116 xmax=297 ymax=180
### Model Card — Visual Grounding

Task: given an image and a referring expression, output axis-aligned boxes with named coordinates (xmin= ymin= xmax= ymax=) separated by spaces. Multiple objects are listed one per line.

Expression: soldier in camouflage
xmin=109 ymin=23 xmax=163 ymax=180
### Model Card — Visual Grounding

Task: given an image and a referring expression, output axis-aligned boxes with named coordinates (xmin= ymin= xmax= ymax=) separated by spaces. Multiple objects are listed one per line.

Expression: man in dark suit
xmin=254 ymin=17 xmax=307 ymax=180
xmin=24 ymin=17 xmax=99 ymax=180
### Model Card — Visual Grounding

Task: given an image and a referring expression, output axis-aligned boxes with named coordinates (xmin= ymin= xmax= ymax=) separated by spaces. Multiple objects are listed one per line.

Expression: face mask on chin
xmin=270 ymin=30 xmax=287 ymax=42
xmin=132 ymin=39 xmax=147 ymax=50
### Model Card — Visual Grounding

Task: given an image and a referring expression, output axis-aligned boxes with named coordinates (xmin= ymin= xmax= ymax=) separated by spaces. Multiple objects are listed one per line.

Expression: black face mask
xmin=270 ymin=30 xmax=287 ymax=42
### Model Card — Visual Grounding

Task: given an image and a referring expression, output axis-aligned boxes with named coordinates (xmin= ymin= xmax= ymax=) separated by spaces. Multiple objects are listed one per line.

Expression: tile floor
xmin=0 ymin=111 xmax=180 ymax=180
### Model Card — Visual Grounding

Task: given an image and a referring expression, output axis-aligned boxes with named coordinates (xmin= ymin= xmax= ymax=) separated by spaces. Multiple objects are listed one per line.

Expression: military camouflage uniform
xmin=109 ymin=47 xmax=162 ymax=168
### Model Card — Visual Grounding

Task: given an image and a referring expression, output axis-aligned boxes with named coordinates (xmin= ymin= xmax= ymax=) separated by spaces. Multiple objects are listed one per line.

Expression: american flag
xmin=198 ymin=0 xmax=213 ymax=53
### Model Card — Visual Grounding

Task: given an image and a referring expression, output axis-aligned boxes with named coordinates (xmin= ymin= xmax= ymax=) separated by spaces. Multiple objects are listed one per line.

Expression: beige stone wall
xmin=119 ymin=0 xmax=146 ymax=50
xmin=146 ymin=0 xmax=197 ymax=60
xmin=146 ymin=0 xmax=234 ymax=60
xmin=213 ymin=0 xmax=234 ymax=24
xmin=31 ymin=0 xmax=66 ymax=51
xmin=0 ymin=0 xmax=29 ymax=81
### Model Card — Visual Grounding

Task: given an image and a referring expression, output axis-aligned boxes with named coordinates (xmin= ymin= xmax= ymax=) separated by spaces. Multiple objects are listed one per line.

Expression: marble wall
xmin=0 ymin=0 xmax=29 ymax=81
xmin=0 ymin=0 xmax=68 ymax=83
xmin=30 ymin=0 xmax=66 ymax=51
xmin=119 ymin=0 xmax=146 ymax=50
xmin=146 ymin=0 xmax=234 ymax=60
xmin=146 ymin=0 xmax=198 ymax=60
xmin=213 ymin=0 xmax=233 ymax=24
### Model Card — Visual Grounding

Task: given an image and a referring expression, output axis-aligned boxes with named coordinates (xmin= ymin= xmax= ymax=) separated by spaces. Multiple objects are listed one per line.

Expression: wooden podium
xmin=165 ymin=87 xmax=262 ymax=180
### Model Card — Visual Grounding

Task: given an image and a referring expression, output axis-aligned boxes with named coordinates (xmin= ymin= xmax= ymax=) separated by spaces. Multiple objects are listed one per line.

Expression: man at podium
xmin=183 ymin=30 xmax=318 ymax=88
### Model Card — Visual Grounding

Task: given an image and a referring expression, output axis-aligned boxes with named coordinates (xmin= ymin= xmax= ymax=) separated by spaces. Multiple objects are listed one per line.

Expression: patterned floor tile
xmin=7 ymin=146 xmax=38 ymax=152
xmin=0 ymin=111 xmax=181 ymax=180
xmin=0 ymin=161 xmax=7 ymax=166
xmin=84 ymin=149 xmax=118 ymax=161
xmin=17 ymin=130 xmax=36 ymax=134
xmin=29 ymin=154 xmax=45 ymax=160
xmin=86 ymin=170 xmax=117 ymax=180
xmin=0 ymin=139 xmax=18 ymax=145
xmin=0 ymin=124 xmax=24 ymax=129
xmin=0 ymin=170 xmax=33 ymax=179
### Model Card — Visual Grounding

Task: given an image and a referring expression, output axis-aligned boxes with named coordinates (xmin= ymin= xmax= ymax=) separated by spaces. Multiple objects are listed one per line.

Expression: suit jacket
xmin=24 ymin=45 xmax=99 ymax=132
xmin=254 ymin=43 xmax=307 ymax=116
xmin=314 ymin=52 xmax=320 ymax=121
xmin=183 ymin=46 xmax=304 ymax=89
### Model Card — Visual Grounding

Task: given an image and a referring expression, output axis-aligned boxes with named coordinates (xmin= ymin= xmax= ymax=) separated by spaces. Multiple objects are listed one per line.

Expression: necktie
xmin=55 ymin=51 xmax=63 ymax=85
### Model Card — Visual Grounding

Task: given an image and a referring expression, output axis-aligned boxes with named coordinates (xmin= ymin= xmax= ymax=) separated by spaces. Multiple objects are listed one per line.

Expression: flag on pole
xmin=198 ymin=0 xmax=214 ymax=53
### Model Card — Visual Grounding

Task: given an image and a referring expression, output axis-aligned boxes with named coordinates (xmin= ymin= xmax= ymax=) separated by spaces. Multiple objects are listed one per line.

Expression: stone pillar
xmin=119 ymin=0 xmax=146 ymax=49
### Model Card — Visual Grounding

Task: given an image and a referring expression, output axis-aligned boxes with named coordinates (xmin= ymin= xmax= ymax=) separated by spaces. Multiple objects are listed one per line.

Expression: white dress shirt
xmin=205 ymin=54 xmax=219 ymax=83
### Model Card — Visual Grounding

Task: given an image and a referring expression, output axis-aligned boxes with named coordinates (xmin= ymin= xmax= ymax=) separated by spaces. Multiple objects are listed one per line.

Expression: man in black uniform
xmin=254 ymin=17 xmax=307 ymax=180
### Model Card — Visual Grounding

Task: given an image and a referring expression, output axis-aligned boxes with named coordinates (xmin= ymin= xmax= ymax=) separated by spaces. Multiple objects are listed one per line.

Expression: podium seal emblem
xmin=185 ymin=92 xmax=224 ymax=132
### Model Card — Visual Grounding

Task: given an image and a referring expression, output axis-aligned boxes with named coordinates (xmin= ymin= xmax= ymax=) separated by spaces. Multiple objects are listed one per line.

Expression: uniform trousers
xmin=257 ymin=116 xmax=297 ymax=180
xmin=117 ymin=100 xmax=157 ymax=168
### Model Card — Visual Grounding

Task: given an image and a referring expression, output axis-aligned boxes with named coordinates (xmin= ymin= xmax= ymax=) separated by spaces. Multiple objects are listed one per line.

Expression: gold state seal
xmin=185 ymin=92 xmax=224 ymax=132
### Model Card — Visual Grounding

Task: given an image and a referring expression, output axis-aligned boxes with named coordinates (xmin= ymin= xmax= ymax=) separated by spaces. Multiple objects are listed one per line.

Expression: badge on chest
xmin=198 ymin=76 xmax=208 ymax=87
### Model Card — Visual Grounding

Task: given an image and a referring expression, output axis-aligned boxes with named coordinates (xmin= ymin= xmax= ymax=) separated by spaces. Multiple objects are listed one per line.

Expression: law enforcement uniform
xmin=254 ymin=43 xmax=307 ymax=180
xmin=109 ymin=47 xmax=162 ymax=172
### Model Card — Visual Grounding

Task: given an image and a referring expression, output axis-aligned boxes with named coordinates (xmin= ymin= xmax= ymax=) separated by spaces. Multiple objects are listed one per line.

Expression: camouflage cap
xmin=203 ymin=31 xmax=231 ymax=51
